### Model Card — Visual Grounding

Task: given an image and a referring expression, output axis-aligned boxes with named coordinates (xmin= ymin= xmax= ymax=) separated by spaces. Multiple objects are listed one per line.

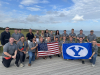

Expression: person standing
xmin=68 ymin=37 xmax=75 ymax=43
xmin=1 ymin=27 xmax=10 ymax=46
xmin=35 ymin=30 xmax=40 ymax=43
xmin=49 ymin=30 xmax=54 ymax=42
xmin=87 ymin=30 xmax=96 ymax=43
xmin=54 ymin=30 xmax=61 ymax=41
xmin=18 ymin=29 xmax=24 ymax=40
xmin=44 ymin=29 xmax=50 ymax=40
xmin=89 ymin=40 xmax=98 ymax=67
xmin=16 ymin=36 xmax=28 ymax=67
xmin=69 ymin=29 xmax=76 ymax=42
xmin=79 ymin=37 xmax=85 ymax=64
xmin=2 ymin=37 xmax=19 ymax=68
xmin=26 ymin=29 xmax=34 ymax=42
xmin=77 ymin=29 xmax=85 ymax=43
xmin=61 ymin=30 xmax=69 ymax=40
xmin=53 ymin=37 xmax=61 ymax=57
xmin=45 ymin=36 xmax=52 ymax=59
xmin=60 ymin=36 xmax=69 ymax=57
xmin=12 ymin=29 xmax=20 ymax=43
xmin=40 ymin=30 xmax=45 ymax=41
xmin=28 ymin=38 xmax=38 ymax=66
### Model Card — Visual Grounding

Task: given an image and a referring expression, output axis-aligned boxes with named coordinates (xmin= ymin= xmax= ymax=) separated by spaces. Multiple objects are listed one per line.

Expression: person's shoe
xmin=92 ymin=64 xmax=95 ymax=67
xmin=28 ymin=64 xmax=31 ymax=66
xmin=82 ymin=61 xmax=85 ymax=64
xmin=20 ymin=63 xmax=24 ymax=67
xmin=26 ymin=56 xmax=29 ymax=59
xmin=49 ymin=56 xmax=52 ymax=59
xmin=14 ymin=63 xmax=19 ymax=67
xmin=58 ymin=54 xmax=60 ymax=57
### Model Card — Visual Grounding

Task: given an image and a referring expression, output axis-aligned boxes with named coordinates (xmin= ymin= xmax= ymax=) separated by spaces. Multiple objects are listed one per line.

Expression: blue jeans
xmin=28 ymin=51 xmax=35 ymax=64
xmin=90 ymin=54 xmax=97 ymax=65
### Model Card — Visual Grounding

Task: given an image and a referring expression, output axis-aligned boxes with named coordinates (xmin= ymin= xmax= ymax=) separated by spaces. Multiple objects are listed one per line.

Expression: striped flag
xmin=38 ymin=42 xmax=60 ymax=57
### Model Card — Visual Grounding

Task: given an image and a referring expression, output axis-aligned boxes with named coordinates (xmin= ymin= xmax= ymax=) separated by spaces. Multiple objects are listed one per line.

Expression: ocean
xmin=58 ymin=30 xmax=100 ymax=37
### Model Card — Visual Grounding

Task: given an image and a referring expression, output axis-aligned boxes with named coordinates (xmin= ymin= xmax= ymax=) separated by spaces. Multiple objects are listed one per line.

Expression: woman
xmin=54 ymin=30 xmax=61 ymax=41
xmin=40 ymin=30 xmax=45 ymax=41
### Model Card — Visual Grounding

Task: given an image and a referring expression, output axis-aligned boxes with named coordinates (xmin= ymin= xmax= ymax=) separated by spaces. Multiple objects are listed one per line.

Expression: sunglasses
xmin=6 ymin=29 xmax=9 ymax=30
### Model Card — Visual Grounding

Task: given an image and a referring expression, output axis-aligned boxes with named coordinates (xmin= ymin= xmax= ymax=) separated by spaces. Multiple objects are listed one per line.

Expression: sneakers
xmin=28 ymin=64 xmax=31 ymax=66
xmin=20 ymin=63 xmax=24 ymax=67
xmin=92 ymin=64 xmax=95 ymax=67
xmin=58 ymin=54 xmax=60 ymax=57
xmin=14 ymin=63 xmax=19 ymax=67
xmin=82 ymin=61 xmax=85 ymax=64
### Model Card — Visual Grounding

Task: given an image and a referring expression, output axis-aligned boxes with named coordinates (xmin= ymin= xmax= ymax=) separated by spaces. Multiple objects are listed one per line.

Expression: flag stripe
xmin=38 ymin=42 xmax=60 ymax=57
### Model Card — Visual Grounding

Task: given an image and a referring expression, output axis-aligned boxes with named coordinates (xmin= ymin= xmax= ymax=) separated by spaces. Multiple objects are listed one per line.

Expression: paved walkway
xmin=0 ymin=56 xmax=100 ymax=75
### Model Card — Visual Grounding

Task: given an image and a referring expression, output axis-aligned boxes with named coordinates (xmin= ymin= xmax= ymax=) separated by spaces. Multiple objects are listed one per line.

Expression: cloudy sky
xmin=0 ymin=0 xmax=100 ymax=31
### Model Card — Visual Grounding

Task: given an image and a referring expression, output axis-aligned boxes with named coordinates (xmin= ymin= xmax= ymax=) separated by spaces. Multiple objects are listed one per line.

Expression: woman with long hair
xmin=54 ymin=30 xmax=61 ymax=41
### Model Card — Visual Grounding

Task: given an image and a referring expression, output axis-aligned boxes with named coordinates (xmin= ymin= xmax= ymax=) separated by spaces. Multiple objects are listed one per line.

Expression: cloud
xmin=26 ymin=7 xmax=41 ymax=11
xmin=93 ymin=20 xmax=98 ymax=22
xmin=26 ymin=14 xmax=39 ymax=22
xmin=72 ymin=14 xmax=84 ymax=22
xmin=19 ymin=5 xmax=24 ymax=9
xmin=20 ymin=0 xmax=49 ymax=5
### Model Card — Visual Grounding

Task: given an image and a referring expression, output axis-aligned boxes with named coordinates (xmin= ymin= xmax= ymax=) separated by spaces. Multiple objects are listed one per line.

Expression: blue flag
xmin=63 ymin=43 xmax=92 ymax=59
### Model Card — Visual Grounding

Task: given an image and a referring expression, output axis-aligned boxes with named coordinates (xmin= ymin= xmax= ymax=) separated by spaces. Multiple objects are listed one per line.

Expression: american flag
xmin=38 ymin=42 xmax=60 ymax=57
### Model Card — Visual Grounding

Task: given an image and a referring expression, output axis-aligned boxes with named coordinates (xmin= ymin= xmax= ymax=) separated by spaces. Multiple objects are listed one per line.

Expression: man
xmin=28 ymin=38 xmax=38 ymax=66
xmin=87 ymin=30 xmax=96 ymax=43
xmin=49 ymin=30 xmax=54 ymax=42
xmin=16 ymin=36 xmax=28 ymax=67
xmin=18 ymin=29 xmax=24 ymax=40
xmin=35 ymin=30 xmax=40 ymax=43
xmin=45 ymin=37 xmax=52 ymax=59
xmin=68 ymin=37 xmax=75 ymax=43
xmin=60 ymin=36 xmax=69 ymax=57
xmin=44 ymin=29 xmax=50 ymax=40
xmin=61 ymin=30 xmax=69 ymax=40
xmin=2 ymin=37 xmax=19 ymax=68
xmin=89 ymin=40 xmax=98 ymax=67
xmin=77 ymin=29 xmax=85 ymax=43
xmin=38 ymin=37 xmax=46 ymax=59
xmin=53 ymin=37 xmax=61 ymax=57
xmin=26 ymin=29 xmax=34 ymax=42
xmin=1 ymin=27 xmax=10 ymax=46
xmin=79 ymin=37 xmax=85 ymax=64
xmin=69 ymin=29 xmax=76 ymax=42
xmin=12 ymin=29 xmax=20 ymax=43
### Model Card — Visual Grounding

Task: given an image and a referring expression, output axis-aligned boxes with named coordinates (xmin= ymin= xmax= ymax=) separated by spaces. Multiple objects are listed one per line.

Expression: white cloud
xmin=19 ymin=5 xmax=24 ymax=9
xmin=26 ymin=7 xmax=41 ymax=11
xmin=20 ymin=0 xmax=49 ymax=5
xmin=93 ymin=20 xmax=98 ymax=22
xmin=72 ymin=14 xmax=84 ymax=22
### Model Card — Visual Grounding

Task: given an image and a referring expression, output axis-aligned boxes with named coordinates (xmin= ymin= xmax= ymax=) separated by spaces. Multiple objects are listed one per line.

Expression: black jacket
xmin=1 ymin=31 xmax=10 ymax=45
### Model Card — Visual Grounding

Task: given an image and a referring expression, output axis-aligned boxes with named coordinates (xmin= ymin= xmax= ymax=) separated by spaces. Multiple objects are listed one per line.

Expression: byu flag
xmin=63 ymin=43 xmax=92 ymax=59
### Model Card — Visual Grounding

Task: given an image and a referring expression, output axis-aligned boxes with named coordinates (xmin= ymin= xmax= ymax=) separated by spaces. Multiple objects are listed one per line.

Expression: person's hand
xmin=23 ymin=51 xmax=26 ymax=54
xmin=36 ymin=44 xmax=38 ymax=47
xmin=12 ymin=55 xmax=16 ymax=59
xmin=37 ymin=54 xmax=39 ymax=57
xmin=59 ymin=52 xmax=61 ymax=54
xmin=89 ymin=57 xmax=91 ymax=59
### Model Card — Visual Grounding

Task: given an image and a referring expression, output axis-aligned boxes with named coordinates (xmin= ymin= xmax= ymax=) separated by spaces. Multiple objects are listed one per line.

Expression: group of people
xmin=0 ymin=27 xmax=98 ymax=68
